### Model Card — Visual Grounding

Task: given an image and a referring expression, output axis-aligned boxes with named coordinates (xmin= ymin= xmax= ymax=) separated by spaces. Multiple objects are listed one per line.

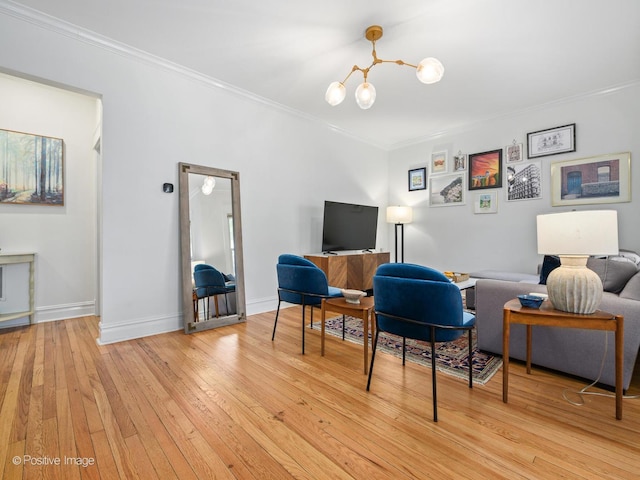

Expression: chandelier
xmin=325 ymin=25 xmax=444 ymax=110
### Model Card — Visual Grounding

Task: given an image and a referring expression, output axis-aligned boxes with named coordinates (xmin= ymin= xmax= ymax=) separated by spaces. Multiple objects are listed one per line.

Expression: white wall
xmin=388 ymin=84 xmax=640 ymax=274
xmin=0 ymin=72 xmax=99 ymax=325
xmin=0 ymin=8 xmax=389 ymax=342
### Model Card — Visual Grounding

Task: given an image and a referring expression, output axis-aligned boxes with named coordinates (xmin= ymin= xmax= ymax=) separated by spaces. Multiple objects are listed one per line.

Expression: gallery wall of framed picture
xmin=410 ymin=122 xmax=631 ymax=213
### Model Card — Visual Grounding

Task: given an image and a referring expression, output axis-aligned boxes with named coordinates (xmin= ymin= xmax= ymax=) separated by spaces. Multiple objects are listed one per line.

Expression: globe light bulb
xmin=355 ymin=82 xmax=376 ymax=109
xmin=201 ymin=176 xmax=215 ymax=195
xmin=325 ymin=81 xmax=346 ymax=106
xmin=416 ymin=57 xmax=445 ymax=84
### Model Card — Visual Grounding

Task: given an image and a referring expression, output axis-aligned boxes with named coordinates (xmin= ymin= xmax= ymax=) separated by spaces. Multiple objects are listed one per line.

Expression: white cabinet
xmin=0 ymin=253 xmax=36 ymax=324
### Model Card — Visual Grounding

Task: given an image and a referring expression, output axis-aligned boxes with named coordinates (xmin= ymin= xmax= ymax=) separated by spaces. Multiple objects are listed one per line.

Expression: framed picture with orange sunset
xmin=468 ymin=149 xmax=503 ymax=191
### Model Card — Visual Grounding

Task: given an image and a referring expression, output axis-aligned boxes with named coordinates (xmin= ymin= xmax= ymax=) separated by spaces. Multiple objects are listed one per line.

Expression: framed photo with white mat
xmin=474 ymin=191 xmax=497 ymax=214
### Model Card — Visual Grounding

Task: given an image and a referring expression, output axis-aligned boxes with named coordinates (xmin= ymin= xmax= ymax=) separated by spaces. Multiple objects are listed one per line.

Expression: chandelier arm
xmin=375 ymin=58 xmax=418 ymax=69
xmin=340 ymin=63 xmax=374 ymax=85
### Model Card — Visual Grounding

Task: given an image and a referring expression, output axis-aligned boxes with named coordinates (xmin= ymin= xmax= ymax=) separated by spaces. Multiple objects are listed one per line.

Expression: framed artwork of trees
xmin=0 ymin=128 xmax=64 ymax=206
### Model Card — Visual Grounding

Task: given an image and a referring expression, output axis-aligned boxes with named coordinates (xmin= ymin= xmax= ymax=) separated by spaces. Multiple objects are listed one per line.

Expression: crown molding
xmin=3 ymin=1 xmax=636 ymax=153
xmin=390 ymin=79 xmax=640 ymax=150
xmin=0 ymin=2 xmax=272 ymax=102
xmin=0 ymin=1 xmax=391 ymax=148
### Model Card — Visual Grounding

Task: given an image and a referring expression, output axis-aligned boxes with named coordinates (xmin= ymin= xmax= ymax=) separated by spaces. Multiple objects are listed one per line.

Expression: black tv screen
xmin=321 ymin=201 xmax=379 ymax=253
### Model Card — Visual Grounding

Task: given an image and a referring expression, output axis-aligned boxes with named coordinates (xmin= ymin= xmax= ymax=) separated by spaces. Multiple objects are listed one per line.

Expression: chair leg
xmin=366 ymin=329 xmax=380 ymax=391
xmin=310 ymin=304 xmax=314 ymax=328
xmin=271 ymin=299 xmax=282 ymax=341
xmin=468 ymin=329 xmax=474 ymax=389
xmin=431 ymin=326 xmax=438 ymax=422
xmin=342 ymin=314 xmax=345 ymax=340
xmin=301 ymin=300 xmax=306 ymax=355
xmin=402 ymin=337 xmax=406 ymax=365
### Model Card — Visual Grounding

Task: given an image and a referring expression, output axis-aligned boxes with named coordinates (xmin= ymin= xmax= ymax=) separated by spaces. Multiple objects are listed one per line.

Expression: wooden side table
xmin=502 ymin=298 xmax=623 ymax=420
xmin=321 ymin=296 xmax=375 ymax=374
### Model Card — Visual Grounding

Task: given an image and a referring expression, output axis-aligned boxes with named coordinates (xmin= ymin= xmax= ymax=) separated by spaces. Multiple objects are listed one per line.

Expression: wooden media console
xmin=304 ymin=252 xmax=390 ymax=291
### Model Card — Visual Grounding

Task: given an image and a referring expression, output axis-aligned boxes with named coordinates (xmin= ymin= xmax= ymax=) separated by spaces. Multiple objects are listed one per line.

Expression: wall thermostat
xmin=162 ymin=183 xmax=174 ymax=193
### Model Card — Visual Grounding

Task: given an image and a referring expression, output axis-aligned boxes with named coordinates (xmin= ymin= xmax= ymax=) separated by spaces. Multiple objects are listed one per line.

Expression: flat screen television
xmin=321 ymin=200 xmax=379 ymax=253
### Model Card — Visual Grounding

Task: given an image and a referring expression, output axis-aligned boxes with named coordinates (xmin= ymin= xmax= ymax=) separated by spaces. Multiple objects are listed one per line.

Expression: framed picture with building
xmin=550 ymin=152 xmax=631 ymax=206
xmin=504 ymin=142 xmax=523 ymax=163
xmin=527 ymin=123 xmax=576 ymax=158
xmin=468 ymin=149 xmax=502 ymax=190
xmin=506 ymin=161 xmax=542 ymax=201
xmin=474 ymin=191 xmax=498 ymax=213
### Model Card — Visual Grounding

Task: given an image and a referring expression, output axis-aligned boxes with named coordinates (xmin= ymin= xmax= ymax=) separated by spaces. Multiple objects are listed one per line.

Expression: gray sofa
xmin=473 ymin=254 xmax=640 ymax=390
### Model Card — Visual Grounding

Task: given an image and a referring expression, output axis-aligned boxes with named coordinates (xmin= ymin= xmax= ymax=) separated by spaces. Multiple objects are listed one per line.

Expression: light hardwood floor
xmin=1 ymin=308 xmax=639 ymax=479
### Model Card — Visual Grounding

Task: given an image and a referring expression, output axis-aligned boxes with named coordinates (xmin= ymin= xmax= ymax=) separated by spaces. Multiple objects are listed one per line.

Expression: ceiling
xmin=8 ymin=0 xmax=640 ymax=149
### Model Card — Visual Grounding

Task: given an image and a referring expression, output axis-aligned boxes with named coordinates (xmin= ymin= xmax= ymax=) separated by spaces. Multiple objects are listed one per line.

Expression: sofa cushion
xmin=539 ymin=255 xmax=561 ymax=285
xmin=586 ymin=257 xmax=639 ymax=294
xmin=619 ymin=249 xmax=640 ymax=266
xmin=619 ymin=270 xmax=640 ymax=301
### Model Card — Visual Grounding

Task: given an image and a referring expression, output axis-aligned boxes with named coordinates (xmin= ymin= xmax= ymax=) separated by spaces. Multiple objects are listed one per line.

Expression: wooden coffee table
xmin=321 ymin=296 xmax=375 ymax=374
xmin=502 ymin=298 xmax=624 ymax=420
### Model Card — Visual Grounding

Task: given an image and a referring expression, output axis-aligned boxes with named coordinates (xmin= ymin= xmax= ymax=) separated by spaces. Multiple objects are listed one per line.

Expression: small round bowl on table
xmin=517 ymin=294 xmax=545 ymax=309
xmin=341 ymin=289 xmax=366 ymax=304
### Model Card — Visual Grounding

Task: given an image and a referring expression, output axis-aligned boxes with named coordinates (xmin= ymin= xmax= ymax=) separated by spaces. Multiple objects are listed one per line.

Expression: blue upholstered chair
xmin=194 ymin=264 xmax=236 ymax=319
xmin=272 ymin=254 xmax=343 ymax=354
xmin=367 ymin=263 xmax=476 ymax=422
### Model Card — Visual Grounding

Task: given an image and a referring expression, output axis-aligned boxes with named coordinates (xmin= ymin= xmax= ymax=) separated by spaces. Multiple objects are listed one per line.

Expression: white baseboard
xmin=98 ymin=296 xmax=284 ymax=344
xmin=247 ymin=295 xmax=279 ymax=316
xmin=0 ymin=297 xmax=284 ymax=340
xmin=0 ymin=300 xmax=96 ymax=329
xmin=35 ymin=300 xmax=96 ymax=323
xmin=97 ymin=313 xmax=182 ymax=345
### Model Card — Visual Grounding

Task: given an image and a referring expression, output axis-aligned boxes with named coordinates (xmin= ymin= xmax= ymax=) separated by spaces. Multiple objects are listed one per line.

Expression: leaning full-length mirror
xmin=179 ymin=162 xmax=245 ymax=333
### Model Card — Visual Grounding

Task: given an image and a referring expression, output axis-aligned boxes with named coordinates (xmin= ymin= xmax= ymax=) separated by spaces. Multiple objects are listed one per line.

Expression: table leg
xmin=321 ymin=300 xmax=326 ymax=356
xmin=526 ymin=325 xmax=532 ymax=374
xmin=370 ymin=310 xmax=376 ymax=351
xmin=192 ymin=291 xmax=199 ymax=322
xmin=615 ymin=315 xmax=624 ymax=420
xmin=503 ymin=309 xmax=510 ymax=403
xmin=362 ymin=309 xmax=369 ymax=374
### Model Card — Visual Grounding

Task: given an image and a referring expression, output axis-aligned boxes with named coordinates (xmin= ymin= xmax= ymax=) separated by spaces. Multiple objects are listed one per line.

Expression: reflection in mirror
xmin=179 ymin=163 xmax=245 ymax=333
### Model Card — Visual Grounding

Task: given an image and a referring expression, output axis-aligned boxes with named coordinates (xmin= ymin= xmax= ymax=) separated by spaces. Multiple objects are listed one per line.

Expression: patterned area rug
xmin=312 ymin=316 xmax=502 ymax=385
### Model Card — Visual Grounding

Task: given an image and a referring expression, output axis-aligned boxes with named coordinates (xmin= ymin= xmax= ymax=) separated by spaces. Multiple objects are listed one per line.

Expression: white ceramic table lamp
xmin=537 ymin=210 xmax=618 ymax=314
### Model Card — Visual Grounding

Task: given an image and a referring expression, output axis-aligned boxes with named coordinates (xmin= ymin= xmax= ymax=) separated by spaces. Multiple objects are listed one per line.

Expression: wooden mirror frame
xmin=179 ymin=162 xmax=246 ymax=333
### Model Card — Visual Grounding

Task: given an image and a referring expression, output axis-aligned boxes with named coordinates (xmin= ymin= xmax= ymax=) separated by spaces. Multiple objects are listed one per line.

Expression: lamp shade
xmin=416 ymin=57 xmax=445 ymax=84
xmin=537 ymin=210 xmax=618 ymax=256
xmin=325 ymin=81 xmax=346 ymax=106
xmin=386 ymin=206 xmax=413 ymax=224
xmin=355 ymin=82 xmax=376 ymax=109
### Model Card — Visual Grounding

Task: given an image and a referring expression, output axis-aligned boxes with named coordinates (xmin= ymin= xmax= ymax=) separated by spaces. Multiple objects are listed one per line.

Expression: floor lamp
xmin=386 ymin=206 xmax=413 ymax=263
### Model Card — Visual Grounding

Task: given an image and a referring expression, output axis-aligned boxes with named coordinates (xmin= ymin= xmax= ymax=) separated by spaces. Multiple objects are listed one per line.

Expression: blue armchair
xmin=194 ymin=264 xmax=236 ymax=319
xmin=367 ymin=263 xmax=476 ymax=422
xmin=272 ymin=254 xmax=343 ymax=354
